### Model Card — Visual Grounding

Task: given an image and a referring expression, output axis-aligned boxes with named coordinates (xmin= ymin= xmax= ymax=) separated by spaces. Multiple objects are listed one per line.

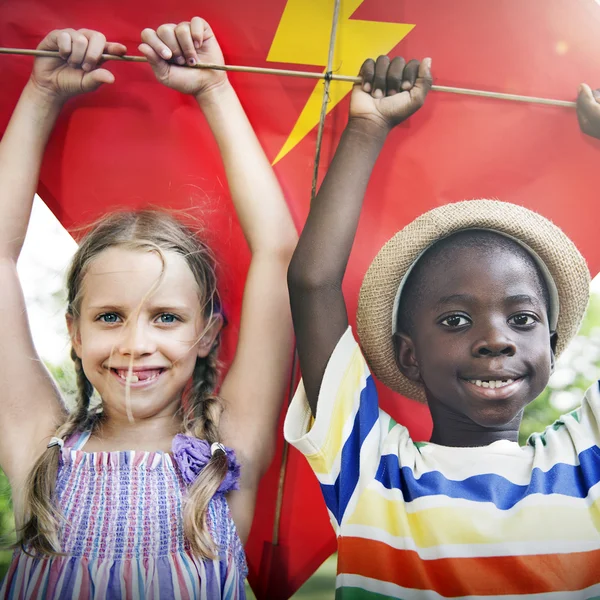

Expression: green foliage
xmin=0 ymin=470 xmax=15 ymax=580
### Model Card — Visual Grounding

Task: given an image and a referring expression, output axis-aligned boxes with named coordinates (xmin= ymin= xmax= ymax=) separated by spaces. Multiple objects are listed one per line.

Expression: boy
xmin=285 ymin=56 xmax=600 ymax=598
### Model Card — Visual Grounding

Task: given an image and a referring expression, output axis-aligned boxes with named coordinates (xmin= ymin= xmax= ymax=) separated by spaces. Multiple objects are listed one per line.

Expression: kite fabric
xmin=1 ymin=0 xmax=600 ymax=597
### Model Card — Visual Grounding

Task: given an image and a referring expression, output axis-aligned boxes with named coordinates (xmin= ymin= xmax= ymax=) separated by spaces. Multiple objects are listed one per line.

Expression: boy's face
xmin=397 ymin=245 xmax=556 ymax=434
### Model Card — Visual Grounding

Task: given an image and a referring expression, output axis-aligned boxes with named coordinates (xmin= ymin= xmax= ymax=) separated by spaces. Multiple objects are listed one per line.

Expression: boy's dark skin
xmin=288 ymin=56 xmax=600 ymax=447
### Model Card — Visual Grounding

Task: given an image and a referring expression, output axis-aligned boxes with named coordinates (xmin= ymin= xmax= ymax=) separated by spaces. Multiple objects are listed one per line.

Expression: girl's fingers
xmin=79 ymin=30 xmax=106 ymax=71
xmin=175 ymin=22 xmax=197 ymax=66
xmin=66 ymin=29 xmax=88 ymax=67
xmin=138 ymin=42 xmax=169 ymax=78
xmin=141 ymin=28 xmax=172 ymax=60
xmin=156 ymin=23 xmax=185 ymax=65
xmin=105 ymin=42 xmax=128 ymax=57
xmin=386 ymin=56 xmax=406 ymax=96
xmin=81 ymin=68 xmax=115 ymax=92
xmin=402 ymin=59 xmax=420 ymax=91
xmin=373 ymin=55 xmax=390 ymax=98
xmin=190 ymin=17 xmax=207 ymax=51
xmin=56 ymin=31 xmax=72 ymax=59
xmin=359 ymin=58 xmax=375 ymax=93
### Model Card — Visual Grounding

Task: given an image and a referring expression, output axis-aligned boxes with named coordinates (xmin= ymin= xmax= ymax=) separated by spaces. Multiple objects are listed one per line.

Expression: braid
xmin=182 ymin=343 xmax=229 ymax=558
xmin=71 ymin=348 xmax=94 ymax=427
xmin=188 ymin=342 xmax=222 ymax=440
xmin=18 ymin=347 xmax=98 ymax=555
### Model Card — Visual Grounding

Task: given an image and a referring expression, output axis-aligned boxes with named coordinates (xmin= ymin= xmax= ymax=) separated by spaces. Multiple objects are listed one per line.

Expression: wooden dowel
xmin=0 ymin=47 xmax=577 ymax=108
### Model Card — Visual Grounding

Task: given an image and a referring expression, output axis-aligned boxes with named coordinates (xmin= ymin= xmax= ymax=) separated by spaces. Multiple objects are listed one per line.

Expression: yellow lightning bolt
xmin=267 ymin=0 xmax=414 ymax=164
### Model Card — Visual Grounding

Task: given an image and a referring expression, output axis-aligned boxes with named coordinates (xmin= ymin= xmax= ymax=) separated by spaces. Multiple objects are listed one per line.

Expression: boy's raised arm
xmin=288 ymin=56 xmax=432 ymax=414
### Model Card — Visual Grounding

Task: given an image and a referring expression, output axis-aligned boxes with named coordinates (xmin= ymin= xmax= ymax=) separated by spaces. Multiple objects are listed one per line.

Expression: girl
xmin=0 ymin=18 xmax=296 ymax=599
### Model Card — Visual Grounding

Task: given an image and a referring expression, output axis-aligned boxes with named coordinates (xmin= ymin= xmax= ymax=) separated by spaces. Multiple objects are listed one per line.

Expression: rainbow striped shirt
xmin=284 ymin=327 xmax=600 ymax=599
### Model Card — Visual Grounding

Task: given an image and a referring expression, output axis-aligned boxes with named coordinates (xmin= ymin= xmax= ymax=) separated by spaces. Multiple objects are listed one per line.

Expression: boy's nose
xmin=471 ymin=326 xmax=516 ymax=357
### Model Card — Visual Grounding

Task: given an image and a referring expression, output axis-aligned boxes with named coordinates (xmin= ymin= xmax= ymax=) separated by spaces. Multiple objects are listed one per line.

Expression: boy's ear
xmin=549 ymin=330 xmax=559 ymax=372
xmin=66 ymin=313 xmax=82 ymax=358
xmin=394 ymin=332 xmax=422 ymax=383
xmin=197 ymin=314 xmax=224 ymax=358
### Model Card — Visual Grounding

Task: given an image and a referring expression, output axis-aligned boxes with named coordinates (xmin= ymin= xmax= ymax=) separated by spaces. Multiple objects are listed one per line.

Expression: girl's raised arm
xmin=140 ymin=18 xmax=297 ymax=541
xmin=0 ymin=30 xmax=126 ymax=483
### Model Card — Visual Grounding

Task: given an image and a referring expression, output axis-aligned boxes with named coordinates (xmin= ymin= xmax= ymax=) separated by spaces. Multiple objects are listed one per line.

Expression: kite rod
xmin=0 ymin=47 xmax=577 ymax=108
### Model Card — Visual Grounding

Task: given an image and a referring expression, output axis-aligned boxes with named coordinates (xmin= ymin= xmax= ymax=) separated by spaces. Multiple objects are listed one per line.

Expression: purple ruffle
xmin=172 ymin=434 xmax=241 ymax=494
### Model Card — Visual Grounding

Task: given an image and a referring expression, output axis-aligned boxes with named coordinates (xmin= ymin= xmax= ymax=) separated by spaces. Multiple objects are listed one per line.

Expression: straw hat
xmin=356 ymin=200 xmax=590 ymax=402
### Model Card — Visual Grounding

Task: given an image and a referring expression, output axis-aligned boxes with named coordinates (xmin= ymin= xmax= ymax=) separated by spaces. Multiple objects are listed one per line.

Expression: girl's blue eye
xmin=158 ymin=313 xmax=178 ymax=324
xmin=440 ymin=315 xmax=470 ymax=328
xmin=99 ymin=313 xmax=120 ymax=323
xmin=509 ymin=314 xmax=537 ymax=327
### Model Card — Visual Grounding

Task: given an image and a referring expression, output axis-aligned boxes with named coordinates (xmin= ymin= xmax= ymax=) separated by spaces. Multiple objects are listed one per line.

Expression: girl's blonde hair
xmin=19 ymin=210 xmax=228 ymax=558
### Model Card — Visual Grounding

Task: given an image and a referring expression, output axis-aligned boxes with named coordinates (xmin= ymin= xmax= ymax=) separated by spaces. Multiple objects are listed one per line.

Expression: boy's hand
xmin=350 ymin=56 xmax=432 ymax=131
xmin=30 ymin=29 xmax=126 ymax=102
xmin=577 ymin=84 xmax=600 ymax=139
xmin=139 ymin=18 xmax=227 ymax=97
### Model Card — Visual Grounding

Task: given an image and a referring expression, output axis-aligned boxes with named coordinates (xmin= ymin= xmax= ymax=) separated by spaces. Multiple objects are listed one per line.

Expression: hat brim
xmin=356 ymin=200 xmax=590 ymax=402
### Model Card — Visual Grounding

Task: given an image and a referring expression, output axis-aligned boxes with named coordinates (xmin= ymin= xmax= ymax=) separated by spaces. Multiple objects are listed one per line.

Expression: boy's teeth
xmin=469 ymin=379 xmax=514 ymax=389
xmin=127 ymin=375 xmax=139 ymax=383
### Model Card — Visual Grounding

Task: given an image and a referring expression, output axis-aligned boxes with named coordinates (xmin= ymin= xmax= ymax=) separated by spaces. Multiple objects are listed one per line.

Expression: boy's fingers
xmin=373 ymin=55 xmax=390 ymax=99
xmin=401 ymin=59 xmax=420 ymax=91
xmin=190 ymin=17 xmax=207 ymax=50
xmin=79 ymin=30 xmax=106 ymax=71
xmin=174 ymin=22 xmax=198 ymax=65
xmin=358 ymin=58 xmax=375 ymax=93
xmin=386 ymin=56 xmax=406 ymax=96
xmin=415 ymin=57 xmax=433 ymax=93
xmin=141 ymin=28 xmax=171 ymax=60
xmin=577 ymin=83 xmax=600 ymax=114
xmin=156 ymin=23 xmax=185 ymax=65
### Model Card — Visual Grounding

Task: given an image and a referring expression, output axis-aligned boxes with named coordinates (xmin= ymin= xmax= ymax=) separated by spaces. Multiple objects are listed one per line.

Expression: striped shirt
xmin=284 ymin=327 xmax=600 ymax=599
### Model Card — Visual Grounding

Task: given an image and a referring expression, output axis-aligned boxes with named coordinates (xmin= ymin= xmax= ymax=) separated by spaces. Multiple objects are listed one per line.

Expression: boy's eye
xmin=157 ymin=313 xmax=178 ymax=324
xmin=440 ymin=315 xmax=470 ymax=328
xmin=509 ymin=314 xmax=537 ymax=327
xmin=98 ymin=313 xmax=120 ymax=324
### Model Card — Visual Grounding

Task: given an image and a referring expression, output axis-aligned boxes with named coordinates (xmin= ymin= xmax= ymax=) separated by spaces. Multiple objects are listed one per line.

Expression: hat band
xmin=391 ymin=228 xmax=560 ymax=334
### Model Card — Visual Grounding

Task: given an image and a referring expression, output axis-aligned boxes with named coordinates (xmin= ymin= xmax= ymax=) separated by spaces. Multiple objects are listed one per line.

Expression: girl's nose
xmin=118 ymin=319 xmax=157 ymax=357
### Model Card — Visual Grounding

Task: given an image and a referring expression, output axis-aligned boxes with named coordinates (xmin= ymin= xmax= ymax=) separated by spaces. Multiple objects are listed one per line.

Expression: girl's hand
xmin=30 ymin=29 xmax=126 ymax=102
xmin=350 ymin=56 xmax=432 ymax=132
xmin=139 ymin=18 xmax=228 ymax=97
xmin=577 ymin=84 xmax=600 ymax=139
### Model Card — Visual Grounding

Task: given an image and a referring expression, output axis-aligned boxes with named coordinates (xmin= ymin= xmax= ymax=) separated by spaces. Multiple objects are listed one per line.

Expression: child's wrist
xmin=346 ymin=115 xmax=391 ymax=141
xmin=24 ymin=78 xmax=66 ymax=110
xmin=193 ymin=79 xmax=233 ymax=109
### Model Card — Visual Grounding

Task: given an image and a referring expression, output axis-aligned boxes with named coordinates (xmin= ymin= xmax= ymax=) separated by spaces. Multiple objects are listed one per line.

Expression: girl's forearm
xmin=195 ymin=82 xmax=297 ymax=255
xmin=0 ymin=81 xmax=63 ymax=261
